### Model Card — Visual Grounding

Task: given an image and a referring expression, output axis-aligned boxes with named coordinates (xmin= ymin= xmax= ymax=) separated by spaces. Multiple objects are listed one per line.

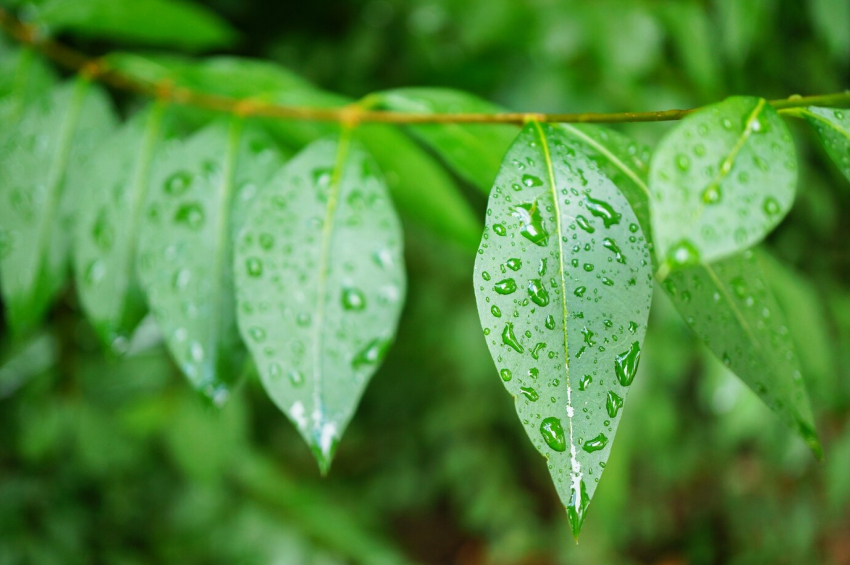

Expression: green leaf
xmin=0 ymin=79 xmax=117 ymax=334
xmin=73 ymin=105 xmax=167 ymax=351
xmin=233 ymin=134 xmax=406 ymax=473
xmin=473 ymin=122 xmax=654 ymax=537
xmin=556 ymin=123 xmax=654 ymax=257
xmin=32 ymin=0 xmax=237 ymax=51
xmin=373 ymin=88 xmax=519 ymax=192
xmin=809 ymin=0 xmax=850 ymax=63
xmin=107 ymin=54 xmax=482 ymax=249
xmin=662 ymin=248 xmax=821 ymax=457
xmin=649 ymin=96 xmax=797 ymax=268
xmin=797 ymin=106 xmax=850 ymax=184
xmin=136 ymin=118 xmax=284 ymax=404
xmin=0 ymin=47 xmax=57 ymax=125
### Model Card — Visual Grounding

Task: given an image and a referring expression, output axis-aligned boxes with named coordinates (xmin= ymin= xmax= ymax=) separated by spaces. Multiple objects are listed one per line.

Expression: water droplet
xmin=520 ymin=386 xmax=539 ymax=401
xmin=582 ymin=433 xmax=608 ymax=453
xmin=584 ymin=196 xmax=621 ymax=228
xmin=494 ymin=278 xmax=517 ymax=295
xmin=342 ymin=287 xmax=366 ymax=311
xmin=92 ymin=213 xmax=114 ymax=251
xmin=493 ymin=223 xmax=507 ymax=236
xmin=628 ymin=321 xmax=637 ymax=334
xmin=259 ymin=233 xmax=274 ymax=249
xmin=667 ymin=239 xmax=700 ymax=267
xmin=506 ymin=258 xmax=522 ymax=271
xmin=501 ymin=323 xmax=524 ymax=353
xmin=702 ymin=183 xmax=721 ymax=204
xmin=567 ymin=480 xmax=589 ymax=540
xmin=246 ymin=257 xmax=263 ymax=277
xmin=527 ymin=278 xmax=550 ymax=306
xmin=248 ymin=327 xmax=266 ymax=342
xmin=606 ymin=391 xmax=624 ymax=417
xmin=491 ymin=305 xmax=502 ymax=317
xmin=352 ymin=338 xmax=390 ymax=368
xmin=763 ymin=197 xmax=781 ymax=217
xmin=574 ymin=286 xmax=586 ymax=297
xmin=522 ymin=174 xmax=543 ymax=187
xmin=579 ymin=374 xmax=592 ymax=391
xmin=576 ymin=215 xmax=595 ymax=233
xmin=296 ymin=313 xmax=311 ymax=327
xmin=500 ymin=368 xmax=512 ymax=382
xmin=602 ymin=238 xmax=625 ymax=264
xmin=539 ymin=417 xmax=567 ymax=452
xmin=174 ymin=202 xmax=205 ymax=230
xmin=675 ymin=154 xmax=690 ymax=171
xmin=545 ymin=315 xmax=556 ymax=330
xmin=614 ymin=341 xmax=641 ymax=386
xmin=164 ymin=171 xmax=192 ymax=196
xmin=512 ymin=201 xmax=549 ymax=246
xmin=288 ymin=370 xmax=304 ymax=387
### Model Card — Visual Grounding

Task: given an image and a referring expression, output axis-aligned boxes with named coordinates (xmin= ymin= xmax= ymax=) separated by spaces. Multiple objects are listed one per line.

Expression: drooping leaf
xmin=0 ymin=47 xmax=57 ymax=125
xmin=107 ymin=54 xmax=482 ymax=249
xmin=73 ymin=105 xmax=167 ymax=352
xmin=797 ymin=106 xmax=850 ymax=183
xmin=649 ymin=96 xmax=797 ymax=268
xmin=0 ymin=79 xmax=117 ymax=334
xmin=233 ymin=134 xmax=406 ymax=473
xmin=136 ymin=118 xmax=283 ymax=404
xmin=32 ymin=0 xmax=237 ymax=51
xmin=662 ymin=248 xmax=821 ymax=456
xmin=474 ymin=121 xmax=654 ymax=537
xmin=373 ymin=88 xmax=519 ymax=191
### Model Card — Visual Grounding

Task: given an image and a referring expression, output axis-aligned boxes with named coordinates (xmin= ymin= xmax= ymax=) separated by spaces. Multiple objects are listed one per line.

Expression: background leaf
xmin=0 ymin=79 xmax=116 ymax=334
xmin=0 ymin=47 xmax=56 ymax=125
xmin=32 ymin=0 xmax=237 ymax=51
xmin=662 ymin=248 xmax=821 ymax=455
xmin=137 ymin=118 xmax=284 ymax=404
xmin=649 ymin=96 xmax=797 ymax=268
xmin=73 ymin=105 xmax=166 ymax=351
xmin=473 ymin=122 xmax=653 ymax=537
xmin=233 ymin=134 xmax=406 ymax=473
xmin=373 ymin=88 xmax=518 ymax=192
xmin=798 ymin=106 xmax=850 ymax=183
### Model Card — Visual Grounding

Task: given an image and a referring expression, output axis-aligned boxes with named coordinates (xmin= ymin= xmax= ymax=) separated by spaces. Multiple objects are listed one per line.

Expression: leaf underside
xmin=662 ymin=248 xmax=821 ymax=457
xmin=474 ymin=121 xmax=654 ymax=537
xmin=234 ymin=135 xmax=406 ymax=473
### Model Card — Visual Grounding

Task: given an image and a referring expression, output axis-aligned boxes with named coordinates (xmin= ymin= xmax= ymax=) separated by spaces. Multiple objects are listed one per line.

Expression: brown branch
xmin=2 ymin=6 xmax=849 ymax=125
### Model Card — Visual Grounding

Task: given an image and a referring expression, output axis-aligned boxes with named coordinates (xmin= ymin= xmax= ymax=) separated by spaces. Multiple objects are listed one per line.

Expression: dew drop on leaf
xmin=539 ymin=417 xmax=567 ymax=452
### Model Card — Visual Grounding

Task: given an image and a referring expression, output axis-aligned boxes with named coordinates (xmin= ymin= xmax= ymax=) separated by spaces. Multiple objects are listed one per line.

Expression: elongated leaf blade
xmin=234 ymin=135 xmax=406 ymax=473
xmin=649 ymin=96 xmax=797 ymax=267
xmin=73 ymin=105 xmax=166 ymax=351
xmin=474 ymin=122 xmax=654 ymax=537
xmin=662 ymin=249 xmax=821 ymax=456
xmin=0 ymin=47 xmax=57 ymax=126
xmin=375 ymin=88 xmax=519 ymax=191
xmin=0 ymin=79 xmax=116 ymax=334
xmin=33 ymin=0 xmax=237 ymax=51
xmin=137 ymin=119 xmax=283 ymax=404
xmin=799 ymin=106 xmax=850 ymax=183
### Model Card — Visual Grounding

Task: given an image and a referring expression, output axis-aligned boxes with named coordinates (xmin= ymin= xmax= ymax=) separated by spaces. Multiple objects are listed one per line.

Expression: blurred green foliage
xmin=2 ymin=0 xmax=850 ymax=563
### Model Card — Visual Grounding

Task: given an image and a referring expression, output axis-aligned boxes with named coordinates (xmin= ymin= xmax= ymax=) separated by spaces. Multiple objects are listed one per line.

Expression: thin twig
xmin=2 ymin=6 xmax=849 ymax=125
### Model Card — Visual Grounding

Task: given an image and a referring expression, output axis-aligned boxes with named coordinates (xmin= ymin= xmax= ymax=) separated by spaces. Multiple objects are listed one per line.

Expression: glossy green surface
xmin=473 ymin=122 xmax=653 ymax=537
xmin=663 ymin=249 xmax=821 ymax=456
xmin=801 ymin=106 xmax=850 ymax=183
xmin=136 ymin=119 xmax=284 ymax=404
xmin=650 ymin=96 xmax=797 ymax=267
xmin=0 ymin=79 xmax=116 ymax=334
xmin=233 ymin=135 xmax=406 ymax=472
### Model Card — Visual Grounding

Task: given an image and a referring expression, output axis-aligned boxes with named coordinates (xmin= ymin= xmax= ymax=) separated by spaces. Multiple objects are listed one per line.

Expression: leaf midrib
xmin=531 ymin=121 xmax=580 ymax=489
xmin=311 ymin=131 xmax=353 ymax=430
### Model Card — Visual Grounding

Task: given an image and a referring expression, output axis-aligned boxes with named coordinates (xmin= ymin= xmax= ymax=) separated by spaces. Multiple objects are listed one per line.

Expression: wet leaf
xmin=233 ymin=134 xmax=406 ymax=473
xmin=0 ymin=79 xmax=117 ymax=334
xmin=0 ymin=47 xmax=57 ymax=125
xmin=32 ymin=0 xmax=237 ymax=51
xmin=136 ymin=118 xmax=283 ymax=405
xmin=474 ymin=121 xmax=654 ymax=537
xmin=73 ymin=105 xmax=166 ymax=352
xmin=374 ymin=88 xmax=518 ymax=191
xmin=798 ymin=106 xmax=850 ymax=184
xmin=649 ymin=96 xmax=797 ymax=268
xmin=662 ymin=249 xmax=821 ymax=457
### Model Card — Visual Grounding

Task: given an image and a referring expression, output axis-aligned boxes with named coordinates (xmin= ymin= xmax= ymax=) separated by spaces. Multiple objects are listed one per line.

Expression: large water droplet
xmin=539 ymin=417 xmax=567 ymax=452
xmin=352 ymin=338 xmax=390 ymax=368
xmin=511 ymin=201 xmax=549 ymax=246
xmin=494 ymin=278 xmax=517 ymax=295
xmin=527 ymin=278 xmax=550 ymax=306
xmin=342 ymin=287 xmax=366 ymax=311
xmin=614 ymin=341 xmax=641 ymax=386
xmin=606 ymin=391 xmax=624 ymax=417
xmin=584 ymin=196 xmax=621 ymax=228
xmin=246 ymin=257 xmax=263 ymax=277
xmin=667 ymin=239 xmax=700 ymax=267
xmin=567 ymin=480 xmax=589 ymax=540
xmin=522 ymin=174 xmax=543 ymax=187
xmin=520 ymin=386 xmax=539 ymax=401
xmin=501 ymin=323 xmax=524 ymax=353
xmin=582 ymin=433 xmax=608 ymax=453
